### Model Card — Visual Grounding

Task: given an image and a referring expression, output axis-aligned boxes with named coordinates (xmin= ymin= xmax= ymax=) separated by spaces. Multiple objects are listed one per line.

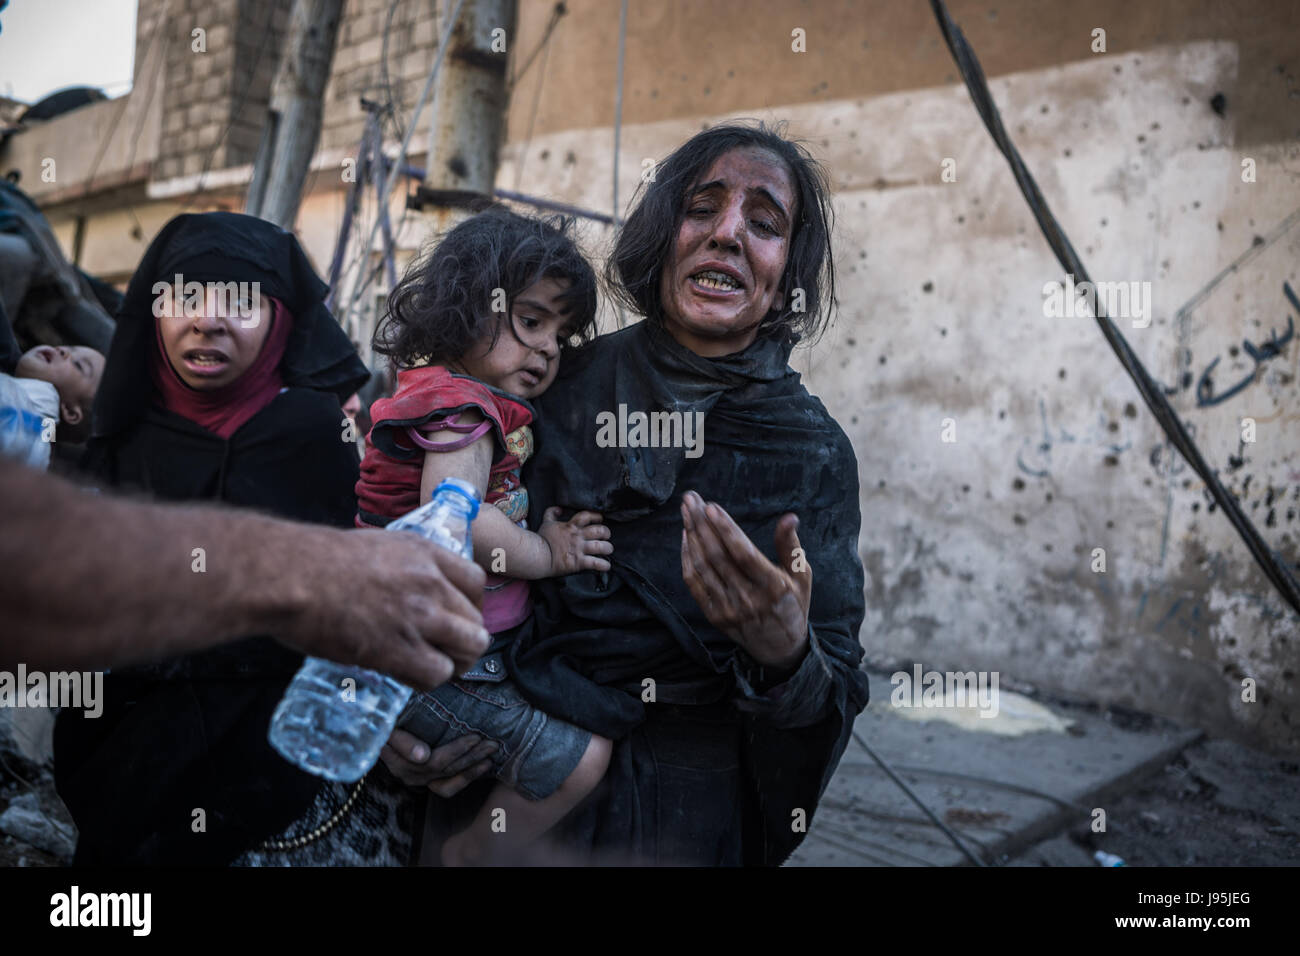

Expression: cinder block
xmin=205 ymin=22 xmax=233 ymax=51
xmin=200 ymin=75 xmax=225 ymax=100
xmin=156 ymin=157 xmax=181 ymax=180
xmin=355 ymin=36 xmax=383 ymax=67
xmin=163 ymin=107 xmax=187 ymax=136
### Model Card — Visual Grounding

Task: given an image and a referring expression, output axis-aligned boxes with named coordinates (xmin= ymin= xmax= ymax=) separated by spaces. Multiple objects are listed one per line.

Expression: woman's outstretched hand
xmin=679 ymin=490 xmax=811 ymax=671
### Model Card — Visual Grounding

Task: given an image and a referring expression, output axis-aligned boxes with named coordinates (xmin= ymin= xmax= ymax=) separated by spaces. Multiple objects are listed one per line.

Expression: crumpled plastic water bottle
xmin=268 ymin=478 xmax=480 ymax=781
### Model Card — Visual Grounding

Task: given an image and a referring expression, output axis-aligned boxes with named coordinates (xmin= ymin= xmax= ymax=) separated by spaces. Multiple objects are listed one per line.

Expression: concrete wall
xmin=500 ymin=0 xmax=1300 ymax=754
xmin=2 ymin=0 xmax=1296 ymax=751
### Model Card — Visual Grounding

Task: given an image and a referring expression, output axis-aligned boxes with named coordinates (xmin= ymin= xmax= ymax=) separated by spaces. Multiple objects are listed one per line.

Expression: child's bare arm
xmin=417 ymin=410 xmax=611 ymax=579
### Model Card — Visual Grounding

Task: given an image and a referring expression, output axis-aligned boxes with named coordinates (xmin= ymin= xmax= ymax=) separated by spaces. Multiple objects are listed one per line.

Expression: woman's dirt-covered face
xmin=657 ymin=147 xmax=796 ymax=357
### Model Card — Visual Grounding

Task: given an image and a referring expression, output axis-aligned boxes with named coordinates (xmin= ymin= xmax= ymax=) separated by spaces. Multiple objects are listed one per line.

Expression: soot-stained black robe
xmin=53 ymin=213 xmax=369 ymax=866
xmin=495 ymin=319 xmax=870 ymax=865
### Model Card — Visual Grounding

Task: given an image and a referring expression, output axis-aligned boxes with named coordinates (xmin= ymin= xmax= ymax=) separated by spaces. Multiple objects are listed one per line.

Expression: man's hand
xmin=380 ymin=728 xmax=498 ymax=797
xmin=538 ymin=507 xmax=613 ymax=575
xmin=277 ymin=526 xmax=491 ymax=692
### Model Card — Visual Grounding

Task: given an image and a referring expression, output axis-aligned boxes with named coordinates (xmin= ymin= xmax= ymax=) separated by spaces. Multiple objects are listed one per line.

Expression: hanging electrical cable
xmin=928 ymin=0 xmax=1300 ymax=618
xmin=339 ymin=0 xmax=467 ymax=332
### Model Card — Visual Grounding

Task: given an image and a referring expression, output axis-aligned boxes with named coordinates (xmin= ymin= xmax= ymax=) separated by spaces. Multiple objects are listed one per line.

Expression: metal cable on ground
xmin=928 ymin=0 xmax=1300 ymax=618
xmin=852 ymin=730 xmax=987 ymax=866
xmin=869 ymin=762 xmax=1179 ymax=865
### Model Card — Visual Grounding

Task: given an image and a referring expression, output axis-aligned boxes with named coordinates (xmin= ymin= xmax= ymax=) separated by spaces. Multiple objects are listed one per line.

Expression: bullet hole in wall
xmin=1012 ymin=478 xmax=1025 ymax=491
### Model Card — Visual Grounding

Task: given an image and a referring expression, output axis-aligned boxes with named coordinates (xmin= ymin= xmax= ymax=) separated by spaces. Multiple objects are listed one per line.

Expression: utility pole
xmin=245 ymin=0 xmax=346 ymax=229
xmin=414 ymin=0 xmax=517 ymax=231
xmin=410 ymin=0 xmax=517 ymax=867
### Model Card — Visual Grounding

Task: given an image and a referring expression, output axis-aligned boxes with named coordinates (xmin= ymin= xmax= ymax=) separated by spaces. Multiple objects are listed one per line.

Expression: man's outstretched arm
xmin=0 ymin=459 xmax=490 ymax=688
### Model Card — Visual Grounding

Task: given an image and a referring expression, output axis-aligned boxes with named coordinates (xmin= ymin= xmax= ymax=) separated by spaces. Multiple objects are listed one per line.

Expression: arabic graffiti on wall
xmin=1187 ymin=281 xmax=1297 ymax=409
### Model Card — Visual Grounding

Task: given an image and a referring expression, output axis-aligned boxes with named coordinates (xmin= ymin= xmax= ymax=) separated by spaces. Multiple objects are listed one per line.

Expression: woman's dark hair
xmin=373 ymin=207 xmax=599 ymax=369
xmin=607 ymin=120 xmax=837 ymax=345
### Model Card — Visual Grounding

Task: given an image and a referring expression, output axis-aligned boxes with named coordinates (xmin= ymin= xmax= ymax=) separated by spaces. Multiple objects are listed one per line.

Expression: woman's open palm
xmin=679 ymin=490 xmax=811 ymax=670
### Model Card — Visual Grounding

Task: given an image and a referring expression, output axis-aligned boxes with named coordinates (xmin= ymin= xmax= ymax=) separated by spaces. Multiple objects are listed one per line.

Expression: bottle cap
xmin=434 ymin=477 xmax=480 ymax=519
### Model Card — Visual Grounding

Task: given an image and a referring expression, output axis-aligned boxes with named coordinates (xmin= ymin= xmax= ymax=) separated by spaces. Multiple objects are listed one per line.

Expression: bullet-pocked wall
xmin=499 ymin=0 xmax=1300 ymax=753
xmin=2 ymin=0 xmax=1295 ymax=752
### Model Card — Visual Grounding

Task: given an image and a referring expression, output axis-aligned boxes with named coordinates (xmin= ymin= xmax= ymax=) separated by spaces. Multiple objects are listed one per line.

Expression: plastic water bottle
xmin=268 ymin=478 xmax=481 ymax=782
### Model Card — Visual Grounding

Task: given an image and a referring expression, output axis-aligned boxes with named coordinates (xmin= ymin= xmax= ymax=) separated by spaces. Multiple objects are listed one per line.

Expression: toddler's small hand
xmin=539 ymin=506 xmax=613 ymax=575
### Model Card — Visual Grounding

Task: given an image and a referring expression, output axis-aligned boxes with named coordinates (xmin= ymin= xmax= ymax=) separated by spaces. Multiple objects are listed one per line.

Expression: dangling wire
xmin=928 ymin=0 xmax=1300 ymax=618
xmin=339 ymin=0 xmax=467 ymax=332
xmin=611 ymin=0 xmax=629 ymax=329
xmin=612 ymin=0 xmax=627 ymax=230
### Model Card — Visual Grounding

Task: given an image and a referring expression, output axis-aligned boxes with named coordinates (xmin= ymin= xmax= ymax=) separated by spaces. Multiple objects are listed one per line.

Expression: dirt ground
xmin=1007 ymin=737 xmax=1300 ymax=866
xmin=4 ymin=728 xmax=1297 ymax=868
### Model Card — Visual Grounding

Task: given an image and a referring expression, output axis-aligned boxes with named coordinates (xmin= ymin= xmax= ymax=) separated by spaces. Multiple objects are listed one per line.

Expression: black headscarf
xmin=55 ymin=213 xmax=369 ymax=866
xmin=91 ymin=211 xmax=367 ymax=441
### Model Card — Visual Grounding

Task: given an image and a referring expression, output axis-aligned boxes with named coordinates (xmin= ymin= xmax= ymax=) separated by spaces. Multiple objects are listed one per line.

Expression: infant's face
xmin=15 ymin=344 xmax=105 ymax=427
